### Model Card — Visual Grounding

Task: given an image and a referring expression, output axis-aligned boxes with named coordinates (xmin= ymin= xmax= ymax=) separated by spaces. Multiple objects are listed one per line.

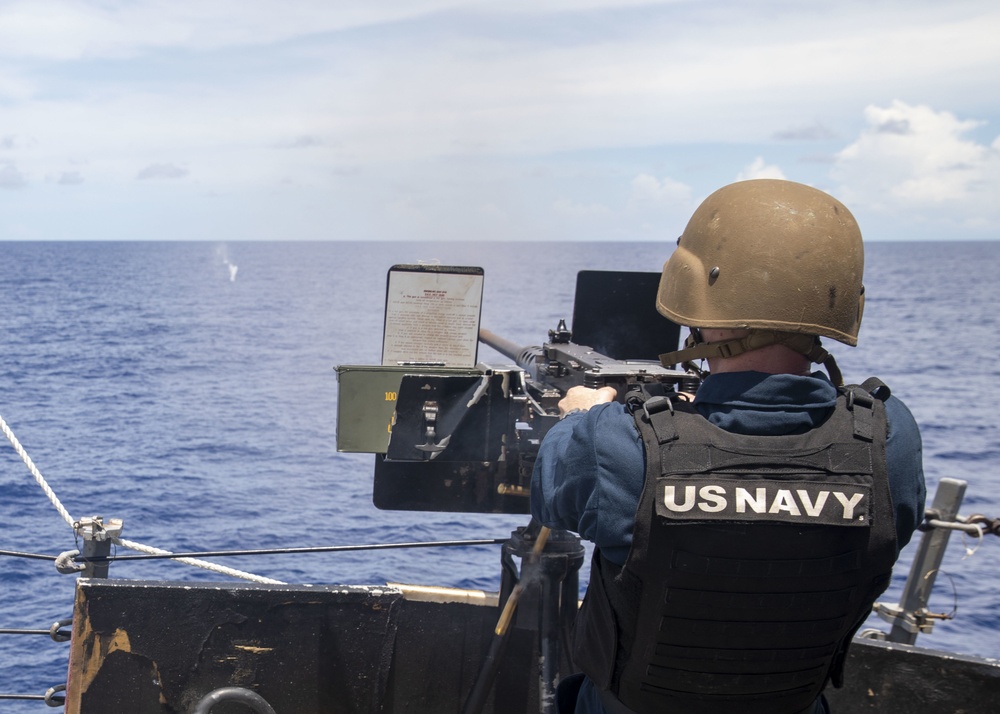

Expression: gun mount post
xmin=463 ymin=524 xmax=585 ymax=714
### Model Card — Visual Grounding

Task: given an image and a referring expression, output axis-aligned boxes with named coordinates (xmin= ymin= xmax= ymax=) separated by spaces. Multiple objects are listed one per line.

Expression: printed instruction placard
xmin=381 ymin=265 xmax=484 ymax=368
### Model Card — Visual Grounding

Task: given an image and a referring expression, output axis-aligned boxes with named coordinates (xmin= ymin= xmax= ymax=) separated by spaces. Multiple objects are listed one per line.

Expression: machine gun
xmin=336 ymin=267 xmax=700 ymax=514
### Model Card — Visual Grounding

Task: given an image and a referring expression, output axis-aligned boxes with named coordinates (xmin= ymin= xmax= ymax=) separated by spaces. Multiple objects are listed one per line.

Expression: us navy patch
xmin=654 ymin=476 xmax=872 ymax=526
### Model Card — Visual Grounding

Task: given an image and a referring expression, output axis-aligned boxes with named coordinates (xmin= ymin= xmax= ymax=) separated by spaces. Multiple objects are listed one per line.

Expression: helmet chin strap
xmin=659 ymin=329 xmax=845 ymax=386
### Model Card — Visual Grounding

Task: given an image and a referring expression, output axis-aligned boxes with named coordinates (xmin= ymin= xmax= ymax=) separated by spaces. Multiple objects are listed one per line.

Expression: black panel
xmin=571 ymin=271 xmax=681 ymax=360
xmin=373 ymin=456 xmax=530 ymax=514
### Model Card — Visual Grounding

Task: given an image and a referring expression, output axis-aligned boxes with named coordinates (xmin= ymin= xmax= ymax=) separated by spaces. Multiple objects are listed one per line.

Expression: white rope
xmin=113 ymin=538 xmax=287 ymax=585
xmin=0 ymin=414 xmax=75 ymax=528
xmin=1 ymin=413 xmax=286 ymax=585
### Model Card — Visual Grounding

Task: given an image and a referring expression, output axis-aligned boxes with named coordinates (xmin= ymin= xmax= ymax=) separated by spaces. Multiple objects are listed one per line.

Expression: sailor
xmin=531 ymin=179 xmax=925 ymax=714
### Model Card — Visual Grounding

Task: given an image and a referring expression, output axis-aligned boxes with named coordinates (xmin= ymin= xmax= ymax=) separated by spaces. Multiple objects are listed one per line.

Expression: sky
xmin=1 ymin=0 xmax=998 ymax=242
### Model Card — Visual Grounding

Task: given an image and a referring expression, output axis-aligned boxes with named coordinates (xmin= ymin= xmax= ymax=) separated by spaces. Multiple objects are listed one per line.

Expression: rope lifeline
xmin=1 ymin=414 xmax=507 ymax=585
xmin=112 ymin=538 xmax=286 ymax=585
xmin=1 ymin=413 xmax=282 ymax=585
xmin=0 ymin=415 xmax=75 ymax=528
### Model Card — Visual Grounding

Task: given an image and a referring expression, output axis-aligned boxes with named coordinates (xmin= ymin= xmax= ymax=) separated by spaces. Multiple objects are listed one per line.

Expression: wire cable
xmin=78 ymin=537 xmax=509 ymax=563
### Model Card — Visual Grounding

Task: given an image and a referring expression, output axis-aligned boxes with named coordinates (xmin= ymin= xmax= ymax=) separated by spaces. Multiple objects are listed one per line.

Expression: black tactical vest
xmin=572 ymin=381 xmax=898 ymax=714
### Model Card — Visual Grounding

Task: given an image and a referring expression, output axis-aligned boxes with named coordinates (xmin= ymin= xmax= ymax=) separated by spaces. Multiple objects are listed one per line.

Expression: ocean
xmin=0 ymin=240 xmax=998 ymax=708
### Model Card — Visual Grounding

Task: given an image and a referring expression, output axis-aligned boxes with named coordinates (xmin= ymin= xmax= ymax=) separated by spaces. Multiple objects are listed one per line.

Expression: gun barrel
xmin=478 ymin=329 xmax=523 ymax=360
xmin=479 ymin=329 xmax=541 ymax=374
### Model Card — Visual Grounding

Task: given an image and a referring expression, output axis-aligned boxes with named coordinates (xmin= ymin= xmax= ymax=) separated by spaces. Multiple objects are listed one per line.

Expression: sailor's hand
xmin=558 ymin=386 xmax=617 ymax=417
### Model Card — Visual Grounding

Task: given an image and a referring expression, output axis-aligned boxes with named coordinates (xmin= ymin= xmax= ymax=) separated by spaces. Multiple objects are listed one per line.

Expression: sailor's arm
xmin=530 ymin=388 xmax=644 ymax=563
xmin=884 ymin=395 xmax=926 ymax=551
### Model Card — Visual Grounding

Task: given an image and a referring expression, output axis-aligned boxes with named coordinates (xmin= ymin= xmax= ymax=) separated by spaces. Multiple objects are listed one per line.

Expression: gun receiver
xmin=479 ymin=323 xmax=697 ymax=410
xmin=336 ymin=269 xmax=698 ymax=514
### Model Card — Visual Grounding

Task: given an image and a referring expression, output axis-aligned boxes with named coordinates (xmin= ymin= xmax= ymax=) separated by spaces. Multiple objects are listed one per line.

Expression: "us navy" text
xmin=655 ymin=478 xmax=872 ymax=526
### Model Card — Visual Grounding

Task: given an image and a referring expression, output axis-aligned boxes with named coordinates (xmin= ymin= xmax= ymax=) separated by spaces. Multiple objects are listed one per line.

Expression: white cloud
xmin=1 ymin=2 xmax=1000 ymax=240
xmin=0 ymin=134 xmax=36 ymax=150
xmin=274 ymin=136 xmax=326 ymax=150
xmin=0 ymin=162 xmax=27 ymax=189
xmin=57 ymin=171 xmax=85 ymax=185
xmin=833 ymin=101 xmax=1000 ymax=220
xmin=387 ymin=195 xmax=429 ymax=224
xmin=736 ymin=157 xmax=787 ymax=181
xmin=136 ymin=163 xmax=189 ymax=180
xmin=0 ymin=69 xmax=33 ymax=101
xmin=0 ymin=1 xmax=480 ymax=60
xmin=622 ymin=174 xmax=700 ymax=240
xmin=773 ymin=123 xmax=839 ymax=141
xmin=553 ymin=197 xmax=612 ymax=219
xmin=626 ymin=174 xmax=691 ymax=213
xmin=479 ymin=203 xmax=510 ymax=224
xmin=8 ymin=0 xmax=995 ymax=172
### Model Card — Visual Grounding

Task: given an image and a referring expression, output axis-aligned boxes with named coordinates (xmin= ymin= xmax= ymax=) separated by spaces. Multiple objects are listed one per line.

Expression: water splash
xmin=216 ymin=244 xmax=239 ymax=282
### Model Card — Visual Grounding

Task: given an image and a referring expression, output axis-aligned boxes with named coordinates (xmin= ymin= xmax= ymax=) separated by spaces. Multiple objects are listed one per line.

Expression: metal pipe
xmin=924 ymin=518 xmax=984 ymax=535
xmin=887 ymin=478 xmax=967 ymax=644
xmin=539 ymin=565 xmax=562 ymax=714
xmin=478 ymin=329 xmax=542 ymax=375
xmin=479 ymin=329 xmax=525 ymax=362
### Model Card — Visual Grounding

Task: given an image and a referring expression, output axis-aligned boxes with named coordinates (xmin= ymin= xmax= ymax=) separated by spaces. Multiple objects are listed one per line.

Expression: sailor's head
xmin=656 ymin=179 xmax=865 ymax=383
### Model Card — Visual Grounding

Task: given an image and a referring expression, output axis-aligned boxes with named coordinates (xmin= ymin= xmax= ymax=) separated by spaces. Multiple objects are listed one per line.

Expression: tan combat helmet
xmin=657 ymin=179 xmax=865 ymax=385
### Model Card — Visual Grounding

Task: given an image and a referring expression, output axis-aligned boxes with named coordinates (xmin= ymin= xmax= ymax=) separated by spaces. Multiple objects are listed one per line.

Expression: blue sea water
xmin=0 ymin=240 xmax=998 ymax=708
